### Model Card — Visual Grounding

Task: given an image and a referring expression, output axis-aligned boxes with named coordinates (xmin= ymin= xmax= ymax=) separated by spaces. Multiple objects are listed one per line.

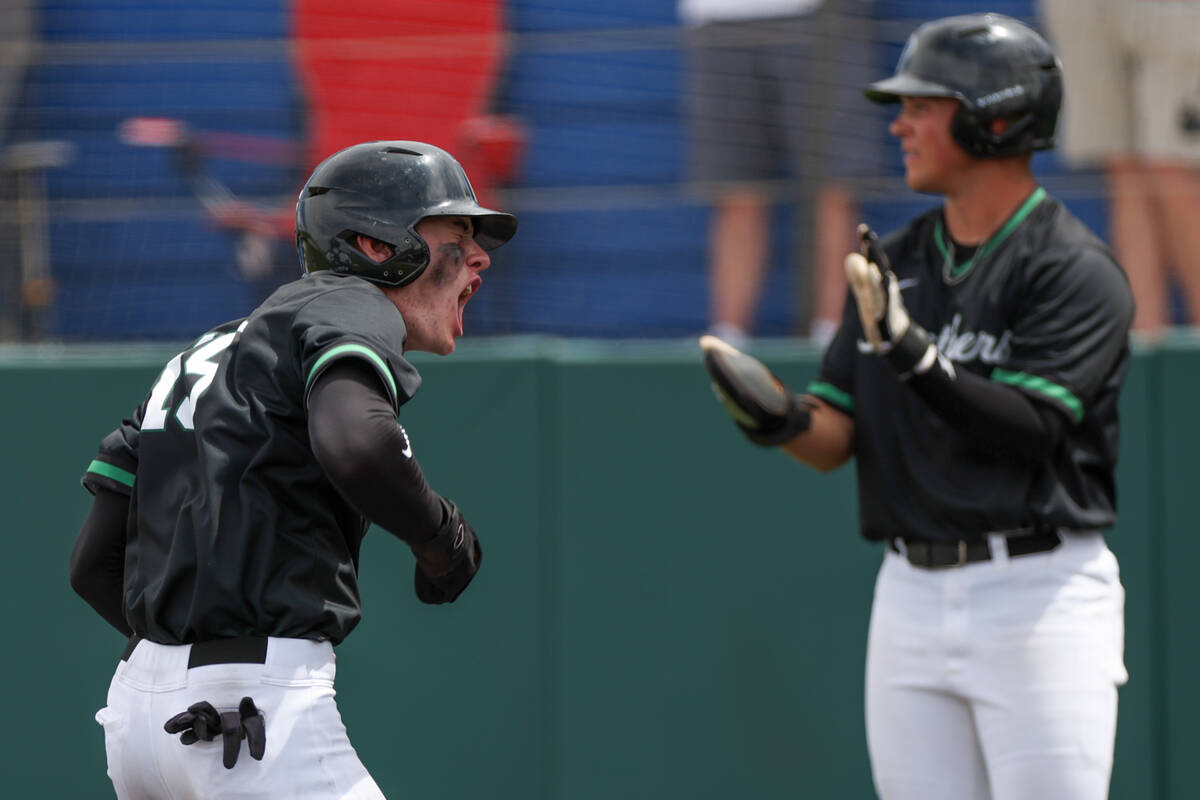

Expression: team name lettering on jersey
xmin=935 ymin=314 xmax=1012 ymax=364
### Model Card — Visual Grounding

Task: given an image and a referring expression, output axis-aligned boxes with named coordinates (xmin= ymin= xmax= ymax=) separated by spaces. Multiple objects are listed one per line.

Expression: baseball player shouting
xmin=69 ymin=141 xmax=516 ymax=798
xmin=703 ymin=14 xmax=1132 ymax=800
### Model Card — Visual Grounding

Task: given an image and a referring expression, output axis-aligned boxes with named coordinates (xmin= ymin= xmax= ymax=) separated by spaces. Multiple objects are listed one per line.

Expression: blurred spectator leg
xmin=1108 ymin=157 xmax=1169 ymax=332
xmin=0 ymin=0 xmax=37 ymax=340
xmin=804 ymin=0 xmax=876 ymax=346
xmin=3 ymin=142 xmax=74 ymax=341
xmin=15 ymin=164 xmax=51 ymax=338
xmin=1150 ymin=162 xmax=1200 ymax=327
xmin=811 ymin=182 xmax=854 ymax=345
xmin=0 ymin=167 xmax=17 ymax=340
xmin=708 ymin=188 xmax=769 ymax=345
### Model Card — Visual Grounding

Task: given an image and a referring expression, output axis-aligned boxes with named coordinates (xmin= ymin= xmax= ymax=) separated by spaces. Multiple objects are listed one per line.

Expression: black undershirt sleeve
xmin=308 ymin=359 xmax=446 ymax=546
xmin=905 ymin=364 xmax=1068 ymax=460
xmin=69 ymin=488 xmax=134 ymax=637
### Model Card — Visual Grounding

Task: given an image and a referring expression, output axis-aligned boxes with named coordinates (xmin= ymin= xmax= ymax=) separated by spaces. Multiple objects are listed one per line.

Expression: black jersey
xmin=81 ymin=272 xmax=422 ymax=645
xmin=810 ymin=189 xmax=1134 ymax=542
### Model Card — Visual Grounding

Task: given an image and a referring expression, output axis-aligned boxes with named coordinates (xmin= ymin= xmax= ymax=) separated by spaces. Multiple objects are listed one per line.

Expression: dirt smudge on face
xmin=426 ymin=243 xmax=465 ymax=287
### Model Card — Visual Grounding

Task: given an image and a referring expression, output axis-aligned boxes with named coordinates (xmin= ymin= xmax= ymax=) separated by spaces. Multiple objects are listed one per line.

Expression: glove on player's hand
xmin=845 ymin=224 xmax=944 ymax=379
xmin=700 ymin=334 xmax=812 ymax=446
xmin=411 ymin=499 xmax=482 ymax=604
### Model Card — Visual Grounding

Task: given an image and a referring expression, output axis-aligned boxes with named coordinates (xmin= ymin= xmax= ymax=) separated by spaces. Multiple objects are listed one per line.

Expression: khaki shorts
xmin=1040 ymin=0 xmax=1200 ymax=164
xmin=683 ymin=8 xmax=885 ymax=186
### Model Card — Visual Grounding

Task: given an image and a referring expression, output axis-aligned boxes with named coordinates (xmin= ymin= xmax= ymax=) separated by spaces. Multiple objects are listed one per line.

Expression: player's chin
xmin=431 ymin=334 xmax=456 ymax=356
xmin=415 ymin=324 xmax=457 ymax=356
xmin=902 ymin=167 xmax=924 ymax=191
xmin=440 ymin=322 xmax=461 ymax=355
xmin=904 ymin=171 xmax=937 ymax=194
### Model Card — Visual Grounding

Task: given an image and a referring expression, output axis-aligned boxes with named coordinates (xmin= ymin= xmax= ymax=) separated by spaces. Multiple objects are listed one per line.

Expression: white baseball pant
xmin=95 ymin=637 xmax=386 ymax=799
xmin=865 ymin=531 xmax=1127 ymax=800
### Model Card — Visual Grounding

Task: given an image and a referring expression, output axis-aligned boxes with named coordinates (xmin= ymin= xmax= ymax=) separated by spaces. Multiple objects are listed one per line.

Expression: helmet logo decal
xmin=398 ymin=424 xmax=413 ymax=458
xmin=325 ymin=238 xmax=358 ymax=272
xmin=975 ymin=85 xmax=1025 ymax=108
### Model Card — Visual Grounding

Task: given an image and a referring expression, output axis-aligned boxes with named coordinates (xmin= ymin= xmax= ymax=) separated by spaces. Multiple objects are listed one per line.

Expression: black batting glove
xmin=164 ymin=696 xmax=266 ymax=769
xmin=164 ymin=700 xmax=222 ymax=746
xmin=411 ymin=499 xmax=482 ymax=604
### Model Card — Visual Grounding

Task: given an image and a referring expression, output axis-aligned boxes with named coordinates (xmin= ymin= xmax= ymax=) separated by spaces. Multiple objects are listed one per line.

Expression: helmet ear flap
xmin=325 ymin=229 xmax=432 ymax=287
xmin=949 ymin=106 xmax=981 ymax=155
xmin=950 ymin=107 xmax=1039 ymax=158
xmin=367 ymin=232 xmax=433 ymax=287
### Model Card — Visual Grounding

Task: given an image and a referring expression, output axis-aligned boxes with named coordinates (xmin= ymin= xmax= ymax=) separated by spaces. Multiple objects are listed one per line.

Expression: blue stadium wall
xmin=10 ymin=0 xmax=1104 ymax=341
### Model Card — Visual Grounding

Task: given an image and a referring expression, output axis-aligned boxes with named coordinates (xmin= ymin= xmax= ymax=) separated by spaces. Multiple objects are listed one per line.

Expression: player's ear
xmin=355 ymin=234 xmax=395 ymax=264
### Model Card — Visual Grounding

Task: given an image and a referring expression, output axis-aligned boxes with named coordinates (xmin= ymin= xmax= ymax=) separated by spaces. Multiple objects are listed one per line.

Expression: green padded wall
xmin=1108 ymin=344 xmax=1160 ymax=800
xmin=1157 ymin=338 xmax=1200 ymax=800
xmin=0 ymin=336 xmax=1188 ymax=799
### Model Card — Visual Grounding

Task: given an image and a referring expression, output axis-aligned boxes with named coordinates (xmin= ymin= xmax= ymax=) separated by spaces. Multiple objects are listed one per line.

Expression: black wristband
xmin=409 ymin=499 xmax=462 ymax=565
xmin=885 ymin=323 xmax=937 ymax=379
xmin=743 ymin=395 xmax=814 ymax=446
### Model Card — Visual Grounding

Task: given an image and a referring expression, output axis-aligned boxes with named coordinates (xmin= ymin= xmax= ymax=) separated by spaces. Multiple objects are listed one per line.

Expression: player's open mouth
xmin=459 ymin=277 xmax=481 ymax=306
xmin=456 ymin=277 xmax=482 ymax=335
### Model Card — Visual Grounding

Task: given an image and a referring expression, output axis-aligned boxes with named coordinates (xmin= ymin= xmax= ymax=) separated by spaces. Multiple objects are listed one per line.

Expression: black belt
xmin=889 ymin=531 xmax=1062 ymax=568
xmin=122 ymin=635 xmax=269 ymax=668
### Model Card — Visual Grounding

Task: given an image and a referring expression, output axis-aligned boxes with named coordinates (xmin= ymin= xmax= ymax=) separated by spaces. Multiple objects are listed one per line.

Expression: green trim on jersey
xmin=806 ymin=380 xmax=854 ymax=412
xmin=934 ymin=187 xmax=1047 ymax=280
xmin=305 ymin=344 xmax=397 ymax=399
xmin=991 ymin=368 xmax=1083 ymax=423
xmin=88 ymin=459 xmax=135 ymax=488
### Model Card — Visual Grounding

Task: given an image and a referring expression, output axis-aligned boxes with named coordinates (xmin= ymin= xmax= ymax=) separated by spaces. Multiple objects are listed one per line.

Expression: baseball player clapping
xmin=704 ymin=14 xmax=1133 ymax=800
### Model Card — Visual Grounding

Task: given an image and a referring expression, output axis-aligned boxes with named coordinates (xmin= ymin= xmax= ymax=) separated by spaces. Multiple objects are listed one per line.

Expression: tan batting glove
xmin=845 ymin=224 xmax=945 ymax=380
xmin=844 ymin=251 xmax=911 ymax=354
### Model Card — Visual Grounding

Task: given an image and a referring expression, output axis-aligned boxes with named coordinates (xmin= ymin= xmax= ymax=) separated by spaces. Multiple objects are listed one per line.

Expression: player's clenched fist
xmin=700 ymin=334 xmax=814 ymax=446
xmin=846 ymin=224 xmax=948 ymax=380
xmin=410 ymin=499 xmax=482 ymax=604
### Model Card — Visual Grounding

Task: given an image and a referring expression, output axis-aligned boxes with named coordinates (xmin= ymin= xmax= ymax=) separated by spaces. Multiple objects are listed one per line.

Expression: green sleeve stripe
xmin=806 ymin=381 xmax=854 ymax=412
xmin=991 ymin=368 xmax=1083 ymax=423
xmin=305 ymin=344 xmax=397 ymax=399
xmin=88 ymin=459 xmax=135 ymax=488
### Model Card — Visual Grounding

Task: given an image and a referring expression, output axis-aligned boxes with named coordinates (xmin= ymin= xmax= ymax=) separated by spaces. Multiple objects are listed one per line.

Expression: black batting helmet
xmin=295 ymin=141 xmax=518 ymax=287
xmin=864 ymin=13 xmax=1063 ymax=158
